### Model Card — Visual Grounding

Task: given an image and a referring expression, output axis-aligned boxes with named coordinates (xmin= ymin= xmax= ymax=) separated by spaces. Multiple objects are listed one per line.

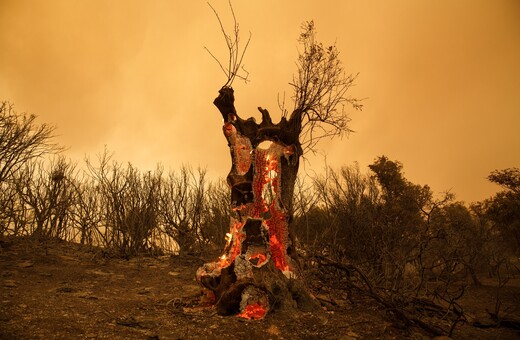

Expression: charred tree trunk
xmin=197 ymin=87 xmax=318 ymax=319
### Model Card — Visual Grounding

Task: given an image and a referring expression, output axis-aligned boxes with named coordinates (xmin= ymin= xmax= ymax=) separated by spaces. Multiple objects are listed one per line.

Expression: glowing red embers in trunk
xmin=197 ymin=122 xmax=298 ymax=319
xmin=238 ymin=303 xmax=268 ymax=320
xmin=237 ymin=286 xmax=269 ymax=320
xmin=247 ymin=252 xmax=269 ymax=267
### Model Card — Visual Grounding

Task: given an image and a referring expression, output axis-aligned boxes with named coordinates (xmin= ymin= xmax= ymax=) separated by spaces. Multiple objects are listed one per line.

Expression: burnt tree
xmin=197 ymin=19 xmax=361 ymax=319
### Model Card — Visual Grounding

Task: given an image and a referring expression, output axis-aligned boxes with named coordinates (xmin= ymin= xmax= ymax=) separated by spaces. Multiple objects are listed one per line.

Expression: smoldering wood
xmin=196 ymin=86 xmax=319 ymax=319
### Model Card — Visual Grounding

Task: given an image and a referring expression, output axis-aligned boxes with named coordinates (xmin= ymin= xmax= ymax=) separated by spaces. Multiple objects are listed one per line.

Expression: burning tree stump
xmin=197 ymin=15 xmax=361 ymax=318
xmin=196 ymin=87 xmax=318 ymax=319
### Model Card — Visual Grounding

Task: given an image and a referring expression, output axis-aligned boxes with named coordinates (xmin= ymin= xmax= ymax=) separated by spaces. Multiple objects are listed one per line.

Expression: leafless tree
xmin=86 ymin=149 xmax=162 ymax=257
xmin=14 ymin=156 xmax=76 ymax=242
xmin=68 ymin=174 xmax=103 ymax=246
xmin=200 ymin=178 xmax=231 ymax=251
xmin=0 ymin=102 xmax=58 ymax=184
xmin=158 ymin=166 xmax=207 ymax=254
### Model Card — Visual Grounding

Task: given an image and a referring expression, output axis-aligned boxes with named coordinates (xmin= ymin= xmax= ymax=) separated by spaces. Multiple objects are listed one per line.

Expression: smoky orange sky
xmin=1 ymin=0 xmax=519 ymax=203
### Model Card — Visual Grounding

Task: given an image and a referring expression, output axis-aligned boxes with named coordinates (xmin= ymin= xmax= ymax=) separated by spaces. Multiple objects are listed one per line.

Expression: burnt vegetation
xmin=2 ymin=100 xmax=520 ymax=338
xmin=197 ymin=1 xmax=365 ymax=321
xmin=293 ymin=160 xmax=520 ymax=336
xmin=2 ymin=12 xmax=520 ymax=339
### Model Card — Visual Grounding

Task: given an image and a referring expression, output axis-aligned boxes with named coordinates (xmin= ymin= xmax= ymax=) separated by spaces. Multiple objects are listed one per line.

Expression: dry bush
xmin=158 ymin=165 xmax=208 ymax=255
xmin=1 ymin=139 xmax=230 ymax=257
xmin=292 ymin=158 xmax=502 ymax=336
xmin=68 ymin=175 xmax=103 ymax=246
xmin=0 ymin=180 xmax=22 ymax=236
xmin=199 ymin=178 xmax=231 ymax=252
xmin=86 ymin=150 xmax=162 ymax=257
xmin=12 ymin=157 xmax=76 ymax=242
xmin=1 ymin=102 xmax=60 ymax=237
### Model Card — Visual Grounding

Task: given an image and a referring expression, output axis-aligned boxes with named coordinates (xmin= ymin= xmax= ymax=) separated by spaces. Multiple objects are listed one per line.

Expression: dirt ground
xmin=1 ymin=237 xmax=519 ymax=339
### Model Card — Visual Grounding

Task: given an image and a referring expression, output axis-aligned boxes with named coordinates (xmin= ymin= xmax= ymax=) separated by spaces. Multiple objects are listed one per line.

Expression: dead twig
xmin=205 ymin=1 xmax=251 ymax=87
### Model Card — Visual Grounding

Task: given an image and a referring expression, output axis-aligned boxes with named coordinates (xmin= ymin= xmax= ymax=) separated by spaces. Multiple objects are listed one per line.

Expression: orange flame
xmin=248 ymin=252 xmax=268 ymax=266
xmin=225 ymin=232 xmax=233 ymax=245
xmin=237 ymin=302 xmax=267 ymax=320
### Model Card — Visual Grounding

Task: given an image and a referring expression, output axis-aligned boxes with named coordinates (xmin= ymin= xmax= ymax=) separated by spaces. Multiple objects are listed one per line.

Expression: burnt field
xmin=1 ymin=238 xmax=519 ymax=339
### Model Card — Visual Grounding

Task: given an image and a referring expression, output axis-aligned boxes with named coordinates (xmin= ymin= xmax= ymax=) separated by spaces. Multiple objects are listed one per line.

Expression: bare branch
xmin=0 ymin=102 xmax=61 ymax=183
xmin=205 ymin=1 xmax=251 ymax=87
xmin=203 ymin=46 xmax=230 ymax=79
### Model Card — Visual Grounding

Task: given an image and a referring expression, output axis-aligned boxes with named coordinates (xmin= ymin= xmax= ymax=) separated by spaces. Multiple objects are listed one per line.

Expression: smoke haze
xmin=1 ymin=0 xmax=519 ymax=202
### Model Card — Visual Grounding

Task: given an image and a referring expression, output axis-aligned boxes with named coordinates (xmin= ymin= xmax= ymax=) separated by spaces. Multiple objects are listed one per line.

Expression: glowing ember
xmin=197 ymin=90 xmax=302 ymax=319
xmin=224 ymin=122 xmax=252 ymax=175
xmin=237 ymin=302 xmax=268 ymax=320
xmin=225 ymin=232 xmax=232 ymax=244
xmin=206 ymin=141 xmax=293 ymax=275
xmin=248 ymin=252 xmax=268 ymax=266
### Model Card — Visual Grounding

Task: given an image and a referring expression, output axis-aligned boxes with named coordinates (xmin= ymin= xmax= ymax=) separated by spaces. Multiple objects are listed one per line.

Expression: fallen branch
xmin=311 ymin=255 xmax=460 ymax=337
